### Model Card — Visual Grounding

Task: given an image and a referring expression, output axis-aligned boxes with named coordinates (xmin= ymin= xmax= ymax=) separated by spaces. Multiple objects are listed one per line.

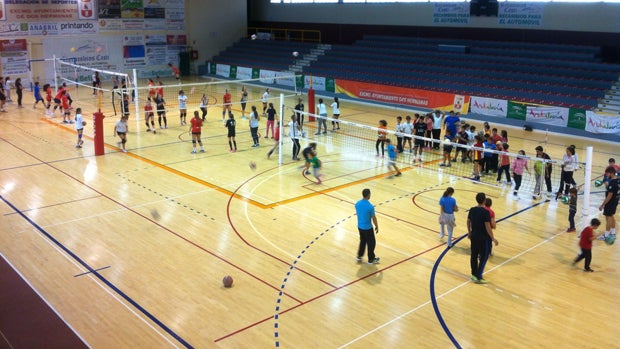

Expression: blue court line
xmin=0 ymin=195 xmax=194 ymax=349
xmin=429 ymin=199 xmax=550 ymax=348
xmin=73 ymin=265 xmax=111 ymax=277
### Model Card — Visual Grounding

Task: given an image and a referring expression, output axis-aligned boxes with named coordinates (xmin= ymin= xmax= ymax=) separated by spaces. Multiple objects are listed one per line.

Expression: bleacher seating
xmin=212 ymin=38 xmax=316 ymax=71
xmin=303 ymin=36 xmax=620 ymax=109
xmin=210 ymin=35 xmax=620 ymax=110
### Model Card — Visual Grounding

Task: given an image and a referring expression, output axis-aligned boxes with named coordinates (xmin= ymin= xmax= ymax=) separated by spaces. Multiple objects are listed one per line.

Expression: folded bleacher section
xmin=304 ymin=35 xmax=620 ymax=110
xmin=212 ymin=38 xmax=316 ymax=71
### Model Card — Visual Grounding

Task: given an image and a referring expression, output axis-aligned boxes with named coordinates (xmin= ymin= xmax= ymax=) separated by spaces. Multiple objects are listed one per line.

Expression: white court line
xmin=1 ymin=250 xmax=94 ymax=349
xmin=338 ymin=229 xmax=566 ymax=348
xmin=32 ymin=229 xmax=181 ymax=349
xmin=240 ymin=164 xmax=354 ymax=283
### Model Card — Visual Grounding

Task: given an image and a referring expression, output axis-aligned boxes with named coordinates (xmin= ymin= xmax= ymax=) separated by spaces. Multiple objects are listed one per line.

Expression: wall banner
xmin=585 ymin=111 xmax=620 ymax=135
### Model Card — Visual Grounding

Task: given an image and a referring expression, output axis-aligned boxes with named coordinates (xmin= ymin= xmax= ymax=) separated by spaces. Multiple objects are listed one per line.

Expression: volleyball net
xmin=55 ymin=57 xmax=300 ymax=120
xmin=284 ymin=104 xmax=596 ymax=204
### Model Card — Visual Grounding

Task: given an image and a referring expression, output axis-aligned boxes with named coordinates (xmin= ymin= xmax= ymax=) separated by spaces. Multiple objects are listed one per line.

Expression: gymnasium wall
xmin=185 ymin=0 xmax=247 ymax=66
xmin=247 ymin=1 xmax=620 ymax=48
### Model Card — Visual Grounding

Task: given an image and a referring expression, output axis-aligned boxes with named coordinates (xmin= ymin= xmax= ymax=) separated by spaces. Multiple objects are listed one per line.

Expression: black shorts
xmin=192 ymin=132 xmax=201 ymax=136
xmin=227 ymin=131 xmax=236 ymax=137
xmin=603 ymin=203 xmax=617 ymax=216
xmin=117 ymin=132 xmax=126 ymax=137
xmin=443 ymin=145 xmax=453 ymax=153
xmin=414 ymin=139 xmax=424 ymax=147
xmin=54 ymin=98 xmax=61 ymax=104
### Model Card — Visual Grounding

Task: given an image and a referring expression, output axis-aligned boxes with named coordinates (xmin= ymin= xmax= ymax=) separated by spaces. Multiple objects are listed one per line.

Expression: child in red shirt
xmin=573 ymin=218 xmax=602 ymax=272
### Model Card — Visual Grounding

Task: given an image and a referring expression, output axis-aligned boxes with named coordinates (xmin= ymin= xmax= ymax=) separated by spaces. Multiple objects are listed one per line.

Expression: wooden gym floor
xmin=0 ymin=79 xmax=618 ymax=348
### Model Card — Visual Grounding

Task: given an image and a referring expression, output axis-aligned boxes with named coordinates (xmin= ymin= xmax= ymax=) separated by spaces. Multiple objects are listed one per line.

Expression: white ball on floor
xmin=249 ymin=161 xmax=257 ymax=170
xmin=251 ymin=34 xmax=257 ymax=40
xmin=150 ymin=208 xmax=161 ymax=220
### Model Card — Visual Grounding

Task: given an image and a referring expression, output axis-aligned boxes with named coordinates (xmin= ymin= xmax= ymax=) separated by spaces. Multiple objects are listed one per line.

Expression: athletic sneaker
xmin=191 ymin=150 xmax=196 ymax=154
xmin=584 ymin=268 xmax=594 ymax=272
xmin=356 ymin=256 xmax=362 ymax=263
xmin=597 ymin=234 xmax=607 ymax=240
xmin=477 ymin=278 xmax=489 ymax=284
xmin=395 ymin=172 xmax=402 ymax=177
xmin=470 ymin=275 xmax=478 ymax=282
xmin=368 ymin=257 xmax=380 ymax=264
xmin=305 ymin=171 xmax=311 ymax=175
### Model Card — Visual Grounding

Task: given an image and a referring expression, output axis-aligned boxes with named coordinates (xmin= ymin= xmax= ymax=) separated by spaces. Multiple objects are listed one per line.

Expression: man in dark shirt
xmin=468 ymin=192 xmax=498 ymax=284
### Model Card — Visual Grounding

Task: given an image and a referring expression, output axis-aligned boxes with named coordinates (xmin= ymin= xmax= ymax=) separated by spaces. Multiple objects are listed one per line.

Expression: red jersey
xmin=157 ymin=86 xmax=164 ymax=97
xmin=223 ymin=92 xmax=232 ymax=104
xmin=274 ymin=126 xmax=280 ymax=141
xmin=171 ymin=65 xmax=180 ymax=76
xmin=579 ymin=227 xmax=594 ymax=249
xmin=55 ymin=90 xmax=64 ymax=100
xmin=61 ymin=95 xmax=71 ymax=110
xmin=148 ymin=82 xmax=156 ymax=97
xmin=190 ymin=117 xmax=203 ymax=133
xmin=144 ymin=104 xmax=153 ymax=116
xmin=45 ymin=86 xmax=53 ymax=101
xmin=473 ymin=141 xmax=483 ymax=161
xmin=378 ymin=125 xmax=387 ymax=140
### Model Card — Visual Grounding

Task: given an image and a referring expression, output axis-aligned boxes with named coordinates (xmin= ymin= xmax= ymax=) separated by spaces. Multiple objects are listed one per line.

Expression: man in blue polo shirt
xmin=355 ymin=188 xmax=380 ymax=264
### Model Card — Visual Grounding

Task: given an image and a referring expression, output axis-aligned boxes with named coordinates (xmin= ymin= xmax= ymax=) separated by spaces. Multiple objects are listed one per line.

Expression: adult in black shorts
xmin=154 ymin=94 xmax=167 ymax=129
xmin=535 ymin=146 xmax=553 ymax=195
xmin=598 ymin=166 xmax=619 ymax=240
xmin=467 ymin=192 xmax=498 ymax=284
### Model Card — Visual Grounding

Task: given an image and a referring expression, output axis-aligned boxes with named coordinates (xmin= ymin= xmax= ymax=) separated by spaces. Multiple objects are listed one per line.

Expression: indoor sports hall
xmin=1 ymin=1 xmax=620 ymax=348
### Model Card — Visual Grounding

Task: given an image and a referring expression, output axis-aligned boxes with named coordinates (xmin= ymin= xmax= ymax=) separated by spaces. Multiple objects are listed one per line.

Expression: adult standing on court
xmin=431 ymin=110 xmax=444 ymax=149
xmin=249 ymin=105 xmax=260 ymax=147
xmin=443 ymin=111 xmax=460 ymax=146
xmin=261 ymin=88 xmax=270 ymax=115
xmin=598 ymin=166 xmax=619 ymax=241
xmin=355 ymin=188 xmax=380 ymax=264
xmin=240 ymin=85 xmax=248 ymax=119
xmin=439 ymin=187 xmax=458 ymax=247
xmin=189 ymin=111 xmax=204 ymax=154
xmin=14 ymin=78 xmax=23 ymax=108
xmin=295 ymin=97 xmax=305 ymax=126
xmin=535 ymin=146 xmax=553 ymax=197
xmin=315 ymin=98 xmax=328 ymax=135
xmin=468 ymin=192 xmax=497 ymax=283
xmin=222 ymin=88 xmax=232 ymax=124
xmin=289 ymin=114 xmax=301 ymax=160
xmin=331 ymin=97 xmax=340 ymax=131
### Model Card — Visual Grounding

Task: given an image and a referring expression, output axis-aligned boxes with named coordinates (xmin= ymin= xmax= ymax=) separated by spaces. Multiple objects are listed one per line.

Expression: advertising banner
xmin=506 ymin=101 xmax=526 ymax=120
xmin=236 ymin=66 xmax=252 ymax=80
xmin=433 ymin=3 xmax=469 ymax=25
xmin=567 ymin=108 xmax=587 ymax=130
xmin=470 ymin=96 xmax=508 ymax=117
xmin=498 ymin=3 xmax=544 ymax=27
xmin=585 ymin=111 xmax=620 ymax=134
xmin=335 ymin=79 xmax=469 ymax=111
xmin=525 ymin=106 xmax=569 ymax=127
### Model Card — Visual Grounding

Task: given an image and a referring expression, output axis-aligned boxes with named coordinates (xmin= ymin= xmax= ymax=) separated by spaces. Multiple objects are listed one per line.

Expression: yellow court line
xmin=42 ymin=116 xmax=443 ymax=209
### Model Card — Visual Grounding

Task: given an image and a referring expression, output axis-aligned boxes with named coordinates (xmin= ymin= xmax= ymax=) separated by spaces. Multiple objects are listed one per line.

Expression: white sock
xmin=611 ymin=228 xmax=616 ymax=236
xmin=604 ymin=230 xmax=610 ymax=237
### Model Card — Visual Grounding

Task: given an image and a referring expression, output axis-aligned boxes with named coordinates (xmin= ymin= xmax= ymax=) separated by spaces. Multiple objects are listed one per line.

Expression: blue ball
xmin=605 ymin=235 xmax=615 ymax=245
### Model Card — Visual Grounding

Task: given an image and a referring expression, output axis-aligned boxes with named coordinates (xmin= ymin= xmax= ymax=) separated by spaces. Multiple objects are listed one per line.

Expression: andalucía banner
xmin=335 ymin=79 xmax=469 ymax=113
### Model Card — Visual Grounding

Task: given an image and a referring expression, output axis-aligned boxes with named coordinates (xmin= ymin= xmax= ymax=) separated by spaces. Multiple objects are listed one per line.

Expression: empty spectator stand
xmin=211 ymin=38 xmax=317 ymax=71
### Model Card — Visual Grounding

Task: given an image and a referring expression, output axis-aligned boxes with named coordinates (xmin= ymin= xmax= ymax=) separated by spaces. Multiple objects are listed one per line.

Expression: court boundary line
xmin=429 ymin=199 xmax=552 ymax=348
xmin=0 ymin=251 xmax=93 ymax=348
xmin=0 ymin=195 xmax=194 ymax=349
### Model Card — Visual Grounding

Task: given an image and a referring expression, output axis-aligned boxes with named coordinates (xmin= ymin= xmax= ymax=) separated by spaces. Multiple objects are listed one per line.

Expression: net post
xmin=133 ymin=69 xmax=140 ymax=120
xmin=278 ymin=93 xmax=284 ymax=166
xmin=308 ymin=86 xmax=315 ymax=122
xmin=52 ymin=55 xmax=58 ymax=93
xmin=582 ymin=146 xmax=593 ymax=219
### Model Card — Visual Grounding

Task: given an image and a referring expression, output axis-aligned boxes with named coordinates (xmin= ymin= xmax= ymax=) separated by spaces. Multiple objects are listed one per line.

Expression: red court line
xmin=214 ymin=242 xmax=448 ymax=342
xmin=1 ymin=137 xmax=305 ymax=304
